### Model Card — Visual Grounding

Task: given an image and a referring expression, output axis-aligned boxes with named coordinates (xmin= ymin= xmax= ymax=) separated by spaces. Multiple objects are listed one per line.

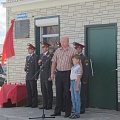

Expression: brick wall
xmin=6 ymin=0 xmax=120 ymax=101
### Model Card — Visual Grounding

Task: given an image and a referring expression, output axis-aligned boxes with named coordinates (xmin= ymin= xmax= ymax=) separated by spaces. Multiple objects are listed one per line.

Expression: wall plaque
xmin=15 ymin=20 xmax=30 ymax=39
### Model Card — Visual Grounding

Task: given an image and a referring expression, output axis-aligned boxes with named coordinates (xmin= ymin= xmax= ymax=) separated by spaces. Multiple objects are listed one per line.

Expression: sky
xmin=0 ymin=0 xmax=6 ymax=44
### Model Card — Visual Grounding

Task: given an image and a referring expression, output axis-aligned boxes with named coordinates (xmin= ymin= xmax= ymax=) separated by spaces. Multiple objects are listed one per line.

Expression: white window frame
xmin=42 ymin=34 xmax=59 ymax=38
xmin=35 ymin=16 xmax=59 ymax=53
xmin=35 ymin=17 xmax=58 ymax=27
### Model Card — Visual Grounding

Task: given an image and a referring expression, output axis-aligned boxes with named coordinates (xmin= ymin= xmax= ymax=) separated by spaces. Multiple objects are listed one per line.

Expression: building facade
xmin=3 ymin=0 xmax=120 ymax=110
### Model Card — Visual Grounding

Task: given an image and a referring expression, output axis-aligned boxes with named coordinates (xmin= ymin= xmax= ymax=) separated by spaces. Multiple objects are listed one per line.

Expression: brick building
xmin=3 ymin=0 xmax=120 ymax=110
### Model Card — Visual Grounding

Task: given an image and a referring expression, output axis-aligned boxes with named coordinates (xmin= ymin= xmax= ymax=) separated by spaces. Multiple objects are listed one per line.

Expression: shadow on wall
xmin=0 ymin=61 xmax=7 ymax=87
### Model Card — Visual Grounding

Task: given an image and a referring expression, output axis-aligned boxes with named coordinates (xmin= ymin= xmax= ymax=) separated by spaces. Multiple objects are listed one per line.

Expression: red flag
xmin=2 ymin=20 xmax=15 ymax=65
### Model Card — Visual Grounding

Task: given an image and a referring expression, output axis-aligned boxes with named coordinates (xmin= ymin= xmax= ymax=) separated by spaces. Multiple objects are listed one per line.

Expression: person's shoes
xmin=69 ymin=114 xmax=80 ymax=119
xmin=69 ymin=114 xmax=75 ymax=118
xmin=76 ymin=114 xmax=80 ymax=118
xmin=80 ymin=111 xmax=85 ymax=114
xmin=64 ymin=114 xmax=71 ymax=118
xmin=46 ymin=107 xmax=52 ymax=110
xmin=50 ymin=113 xmax=61 ymax=116
xmin=39 ymin=107 xmax=47 ymax=109
xmin=24 ymin=104 xmax=32 ymax=107
xmin=31 ymin=105 xmax=38 ymax=108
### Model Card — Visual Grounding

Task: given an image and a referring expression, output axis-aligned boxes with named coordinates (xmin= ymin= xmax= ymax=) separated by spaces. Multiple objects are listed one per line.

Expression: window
xmin=35 ymin=16 xmax=60 ymax=53
xmin=41 ymin=25 xmax=59 ymax=50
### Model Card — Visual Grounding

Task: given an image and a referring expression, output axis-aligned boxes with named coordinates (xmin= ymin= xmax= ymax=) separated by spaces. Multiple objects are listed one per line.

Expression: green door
xmin=86 ymin=24 xmax=118 ymax=109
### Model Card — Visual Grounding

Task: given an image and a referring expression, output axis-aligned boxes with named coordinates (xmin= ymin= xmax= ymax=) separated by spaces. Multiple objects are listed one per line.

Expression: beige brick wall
xmin=6 ymin=0 xmax=120 ymax=101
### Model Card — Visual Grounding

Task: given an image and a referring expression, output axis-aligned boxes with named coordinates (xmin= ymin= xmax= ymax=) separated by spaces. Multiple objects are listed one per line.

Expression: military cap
xmin=73 ymin=42 xmax=85 ymax=49
xmin=56 ymin=42 xmax=61 ymax=47
xmin=40 ymin=42 xmax=51 ymax=47
xmin=27 ymin=43 xmax=36 ymax=50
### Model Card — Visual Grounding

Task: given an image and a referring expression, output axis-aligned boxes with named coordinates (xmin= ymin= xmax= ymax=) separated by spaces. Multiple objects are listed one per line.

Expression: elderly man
xmin=50 ymin=37 xmax=78 ymax=118
xmin=56 ymin=41 xmax=65 ymax=112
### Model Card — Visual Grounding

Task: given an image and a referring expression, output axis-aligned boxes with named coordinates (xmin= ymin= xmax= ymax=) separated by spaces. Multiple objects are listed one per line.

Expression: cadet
xmin=24 ymin=43 xmax=38 ymax=108
xmin=38 ymin=43 xmax=53 ymax=110
xmin=73 ymin=42 xmax=89 ymax=114
xmin=56 ymin=42 xmax=61 ymax=47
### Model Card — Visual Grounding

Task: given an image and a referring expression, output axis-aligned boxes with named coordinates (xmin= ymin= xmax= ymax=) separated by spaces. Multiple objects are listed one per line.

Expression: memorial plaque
xmin=15 ymin=20 xmax=30 ymax=39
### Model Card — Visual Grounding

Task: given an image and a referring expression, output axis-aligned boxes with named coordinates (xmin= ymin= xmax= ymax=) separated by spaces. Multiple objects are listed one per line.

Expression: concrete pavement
xmin=0 ymin=107 xmax=120 ymax=120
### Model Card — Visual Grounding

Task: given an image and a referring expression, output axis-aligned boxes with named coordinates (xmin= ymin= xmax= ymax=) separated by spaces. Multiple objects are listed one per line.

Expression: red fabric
xmin=74 ymin=44 xmax=85 ymax=49
xmin=28 ymin=46 xmax=35 ymax=50
xmin=0 ymin=83 xmax=27 ymax=108
xmin=57 ymin=42 xmax=61 ymax=47
xmin=2 ymin=20 xmax=15 ymax=65
xmin=42 ymin=43 xmax=50 ymax=47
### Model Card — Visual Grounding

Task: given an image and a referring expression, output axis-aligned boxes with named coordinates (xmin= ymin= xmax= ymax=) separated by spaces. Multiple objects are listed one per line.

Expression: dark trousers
xmin=80 ymin=83 xmax=87 ymax=112
xmin=26 ymin=80 xmax=38 ymax=106
xmin=41 ymin=79 xmax=53 ymax=108
xmin=61 ymin=92 xmax=65 ymax=111
xmin=55 ymin=70 xmax=71 ymax=115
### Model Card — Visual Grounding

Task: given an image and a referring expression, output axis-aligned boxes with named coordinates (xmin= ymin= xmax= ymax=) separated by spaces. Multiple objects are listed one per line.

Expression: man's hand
xmin=50 ymin=74 xmax=54 ymax=80
xmin=48 ymin=77 xmax=52 ymax=81
xmin=48 ymin=74 xmax=54 ymax=81
xmin=76 ymin=86 xmax=79 ymax=92
xmin=38 ymin=60 xmax=42 ymax=64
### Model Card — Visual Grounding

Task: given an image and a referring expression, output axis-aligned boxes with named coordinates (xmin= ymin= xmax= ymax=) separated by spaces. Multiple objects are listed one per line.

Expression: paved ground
xmin=0 ymin=107 xmax=120 ymax=120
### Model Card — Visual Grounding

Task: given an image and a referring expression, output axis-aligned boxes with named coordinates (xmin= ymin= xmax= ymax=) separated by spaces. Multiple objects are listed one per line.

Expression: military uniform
xmin=24 ymin=44 xmax=38 ymax=108
xmin=73 ymin=42 xmax=89 ymax=114
xmin=39 ymin=44 xmax=53 ymax=109
xmin=80 ymin=53 xmax=89 ymax=113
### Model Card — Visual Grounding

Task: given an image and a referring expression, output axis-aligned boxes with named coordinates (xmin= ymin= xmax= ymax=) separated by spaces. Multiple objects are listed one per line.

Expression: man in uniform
xmin=38 ymin=43 xmax=53 ymax=110
xmin=24 ymin=43 xmax=38 ymax=108
xmin=73 ymin=42 xmax=89 ymax=114
xmin=56 ymin=42 xmax=61 ymax=47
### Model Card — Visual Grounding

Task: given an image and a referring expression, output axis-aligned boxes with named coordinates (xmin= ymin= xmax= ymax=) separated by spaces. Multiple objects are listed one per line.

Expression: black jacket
xmin=25 ymin=53 xmax=39 ymax=80
xmin=39 ymin=51 xmax=52 ymax=80
xmin=80 ymin=53 xmax=89 ymax=83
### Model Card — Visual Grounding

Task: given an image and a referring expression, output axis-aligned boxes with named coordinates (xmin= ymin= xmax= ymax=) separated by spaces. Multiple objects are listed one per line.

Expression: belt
xmin=56 ymin=69 xmax=71 ymax=72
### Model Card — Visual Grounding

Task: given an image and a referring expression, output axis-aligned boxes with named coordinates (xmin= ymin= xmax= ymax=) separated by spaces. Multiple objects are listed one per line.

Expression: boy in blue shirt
xmin=69 ymin=54 xmax=82 ymax=119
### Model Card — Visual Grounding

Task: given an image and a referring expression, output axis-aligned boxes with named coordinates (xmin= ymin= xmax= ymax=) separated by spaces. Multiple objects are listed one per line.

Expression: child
xmin=69 ymin=54 xmax=82 ymax=119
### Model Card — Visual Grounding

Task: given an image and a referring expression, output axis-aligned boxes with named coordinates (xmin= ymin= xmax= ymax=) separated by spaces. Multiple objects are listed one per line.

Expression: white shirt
xmin=70 ymin=64 xmax=82 ymax=80
xmin=29 ymin=53 xmax=33 ymax=56
xmin=43 ymin=51 xmax=48 ymax=56
xmin=27 ymin=53 xmax=33 ymax=61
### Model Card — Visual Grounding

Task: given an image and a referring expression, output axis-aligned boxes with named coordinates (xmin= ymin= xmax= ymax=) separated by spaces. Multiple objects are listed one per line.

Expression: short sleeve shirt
xmin=70 ymin=64 xmax=82 ymax=80
xmin=52 ymin=46 xmax=77 ymax=71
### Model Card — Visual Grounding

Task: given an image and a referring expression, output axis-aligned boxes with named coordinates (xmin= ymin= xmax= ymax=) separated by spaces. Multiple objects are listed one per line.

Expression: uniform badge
xmin=85 ymin=59 xmax=88 ymax=66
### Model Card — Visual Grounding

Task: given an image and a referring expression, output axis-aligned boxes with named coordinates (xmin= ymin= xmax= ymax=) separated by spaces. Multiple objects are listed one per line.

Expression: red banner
xmin=2 ymin=20 xmax=15 ymax=65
